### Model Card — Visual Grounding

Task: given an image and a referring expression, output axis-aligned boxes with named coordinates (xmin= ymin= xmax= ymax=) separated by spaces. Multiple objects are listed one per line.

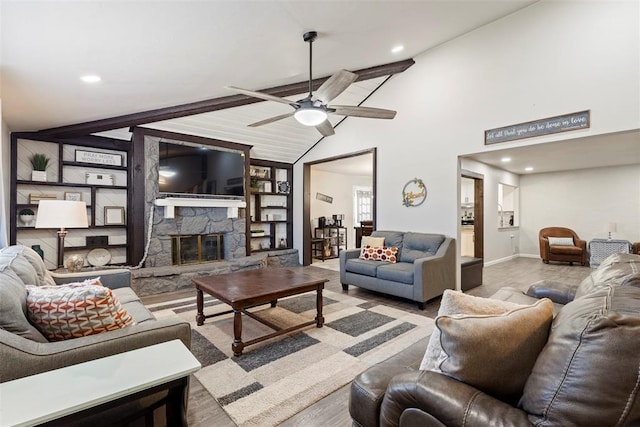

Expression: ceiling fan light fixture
xmin=294 ymin=107 xmax=327 ymax=126
xmin=159 ymin=165 xmax=176 ymax=178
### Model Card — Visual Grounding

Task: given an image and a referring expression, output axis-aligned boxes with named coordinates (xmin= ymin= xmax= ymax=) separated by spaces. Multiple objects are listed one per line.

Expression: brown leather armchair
xmin=539 ymin=227 xmax=587 ymax=266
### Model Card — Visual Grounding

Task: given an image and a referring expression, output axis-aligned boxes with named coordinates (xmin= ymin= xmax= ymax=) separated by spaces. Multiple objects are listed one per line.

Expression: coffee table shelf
xmin=0 ymin=340 xmax=200 ymax=427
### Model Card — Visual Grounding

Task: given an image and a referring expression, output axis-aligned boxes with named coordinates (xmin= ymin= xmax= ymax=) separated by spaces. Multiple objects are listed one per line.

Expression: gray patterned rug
xmin=147 ymin=290 xmax=434 ymax=426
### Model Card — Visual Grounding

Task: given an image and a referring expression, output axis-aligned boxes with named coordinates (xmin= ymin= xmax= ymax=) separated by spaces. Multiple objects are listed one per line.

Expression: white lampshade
xmin=294 ymin=107 xmax=328 ymax=126
xmin=605 ymin=222 xmax=617 ymax=233
xmin=35 ymin=200 xmax=89 ymax=229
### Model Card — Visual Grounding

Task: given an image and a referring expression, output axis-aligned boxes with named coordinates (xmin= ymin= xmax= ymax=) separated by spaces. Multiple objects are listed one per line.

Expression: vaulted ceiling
xmin=1 ymin=1 xmax=539 ymax=163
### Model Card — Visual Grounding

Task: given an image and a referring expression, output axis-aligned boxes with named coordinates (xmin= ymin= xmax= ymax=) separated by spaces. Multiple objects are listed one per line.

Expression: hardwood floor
xmin=140 ymin=257 xmax=591 ymax=426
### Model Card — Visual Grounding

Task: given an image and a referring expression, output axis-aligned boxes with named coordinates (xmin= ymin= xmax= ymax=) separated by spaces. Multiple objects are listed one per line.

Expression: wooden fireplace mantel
xmin=154 ymin=198 xmax=247 ymax=219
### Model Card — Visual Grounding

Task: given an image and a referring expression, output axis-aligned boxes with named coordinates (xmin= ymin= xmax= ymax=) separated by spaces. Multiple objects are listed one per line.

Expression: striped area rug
xmin=147 ymin=290 xmax=434 ymax=426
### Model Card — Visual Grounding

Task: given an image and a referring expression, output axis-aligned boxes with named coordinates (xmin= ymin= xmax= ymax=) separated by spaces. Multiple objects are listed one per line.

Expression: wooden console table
xmin=0 ymin=340 xmax=200 ymax=426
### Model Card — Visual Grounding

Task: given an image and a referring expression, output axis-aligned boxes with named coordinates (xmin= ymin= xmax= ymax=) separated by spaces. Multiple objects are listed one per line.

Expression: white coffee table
xmin=0 ymin=339 xmax=200 ymax=427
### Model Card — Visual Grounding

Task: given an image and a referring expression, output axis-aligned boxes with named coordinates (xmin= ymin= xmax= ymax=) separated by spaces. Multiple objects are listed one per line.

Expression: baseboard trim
xmin=519 ymin=253 xmax=540 ymax=259
xmin=484 ymin=254 xmax=519 ymax=267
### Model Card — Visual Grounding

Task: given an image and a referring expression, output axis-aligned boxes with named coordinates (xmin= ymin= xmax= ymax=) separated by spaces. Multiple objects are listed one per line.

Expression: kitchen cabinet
xmin=461 ymin=178 xmax=475 ymax=204
xmin=461 ymin=227 xmax=474 ymax=257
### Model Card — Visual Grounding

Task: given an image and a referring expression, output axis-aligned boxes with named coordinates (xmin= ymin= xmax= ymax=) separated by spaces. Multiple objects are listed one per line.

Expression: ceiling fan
xmin=225 ymin=31 xmax=397 ymax=137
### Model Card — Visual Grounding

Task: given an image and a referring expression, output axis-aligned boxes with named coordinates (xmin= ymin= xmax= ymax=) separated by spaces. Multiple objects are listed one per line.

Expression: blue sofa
xmin=339 ymin=231 xmax=455 ymax=309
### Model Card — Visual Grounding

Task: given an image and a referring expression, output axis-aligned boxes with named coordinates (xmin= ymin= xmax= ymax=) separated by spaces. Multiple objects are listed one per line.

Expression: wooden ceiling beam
xmin=36 ymin=59 xmax=415 ymax=138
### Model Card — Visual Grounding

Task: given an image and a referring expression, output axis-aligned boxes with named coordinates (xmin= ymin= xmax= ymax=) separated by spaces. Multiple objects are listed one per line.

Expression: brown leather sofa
xmin=538 ymin=226 xmax=587 ymax=265
xmin=349 ymin=253 xmax=640 ymax=427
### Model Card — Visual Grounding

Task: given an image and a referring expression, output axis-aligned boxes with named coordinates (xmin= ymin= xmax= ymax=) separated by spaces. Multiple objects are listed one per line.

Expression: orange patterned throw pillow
xmin=359 ymin=245 xmax=398 ymax=263
xmin=26 ymin=278 xmax=134 ymax=341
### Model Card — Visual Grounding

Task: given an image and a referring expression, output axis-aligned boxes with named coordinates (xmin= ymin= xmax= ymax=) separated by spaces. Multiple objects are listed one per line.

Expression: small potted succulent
xmin=19 ymin=208 xmax=35 ymax=226
xmin=30 ymin=153 xmax=50 ymax=182
xmin=250 ymin=176 xmax=259 ymax=192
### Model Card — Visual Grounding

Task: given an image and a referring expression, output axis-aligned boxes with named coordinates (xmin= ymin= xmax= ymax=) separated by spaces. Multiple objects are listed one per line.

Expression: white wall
xmin=519 ymin=164 xmax=640 ymax=256
xmin=310 ymin=168 xmax=371 ymax=249
xmin=293 ymin=1 xmax=640 ymax=268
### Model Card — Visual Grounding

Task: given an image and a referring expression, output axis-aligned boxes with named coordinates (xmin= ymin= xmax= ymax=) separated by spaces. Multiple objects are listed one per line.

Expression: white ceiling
xmin=312 ymin=152 xmax=374 ymax=176
xmin=464 ymin=129 xmax=640 ymax=175
xmin=0 ymin=0 xmax=538 ymax=163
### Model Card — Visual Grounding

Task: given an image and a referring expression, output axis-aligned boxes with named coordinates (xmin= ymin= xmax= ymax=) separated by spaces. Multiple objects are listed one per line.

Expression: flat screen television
xmin=158 ymin=141 xmax=245 ymax=198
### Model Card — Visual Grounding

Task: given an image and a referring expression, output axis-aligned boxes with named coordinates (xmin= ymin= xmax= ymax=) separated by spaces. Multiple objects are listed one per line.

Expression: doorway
xmin=461 ymin=170 xmax=484 ymax=259
xmin=302 ymin=149 xmax=377 ymax=266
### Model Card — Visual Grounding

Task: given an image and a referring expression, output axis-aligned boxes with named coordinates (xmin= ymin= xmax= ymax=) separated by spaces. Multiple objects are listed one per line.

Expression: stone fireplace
xmin=142 ymin=136 xmax=247 ymax=268
xmin=129 ymin=132 xmax=298 ymax=297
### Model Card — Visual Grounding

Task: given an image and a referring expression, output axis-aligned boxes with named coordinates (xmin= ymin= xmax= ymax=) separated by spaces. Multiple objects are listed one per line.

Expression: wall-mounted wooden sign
xmin=485 ymin=110 xmax=590 ymax=145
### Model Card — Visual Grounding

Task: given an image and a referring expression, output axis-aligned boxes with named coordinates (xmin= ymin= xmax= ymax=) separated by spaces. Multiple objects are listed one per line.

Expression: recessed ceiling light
xmin=391 ymin=45 xmax=404 ymax=54
xmin=525 ymin=166 xmax=534 ymax=172
xmin=80 ymin=75 xmax=101 ymax=83
xmin=501 ymin=157 xmax=511 ymax=162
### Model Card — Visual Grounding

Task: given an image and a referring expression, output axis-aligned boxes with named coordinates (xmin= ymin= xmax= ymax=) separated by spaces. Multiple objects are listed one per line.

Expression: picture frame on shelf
xmin=277 ymin=181 xmax=290 ymax=194
xmin=64 ymin=192 xmax=82 ymax=201
xmin=104 ymin=206 xmax=125 ymax=225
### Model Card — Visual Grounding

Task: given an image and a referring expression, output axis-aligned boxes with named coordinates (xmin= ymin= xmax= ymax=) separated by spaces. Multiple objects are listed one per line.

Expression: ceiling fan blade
xmin=225 ymin=86 xmax=296 ymax=106
xmin=313 ymin=70 xmax=358 ymax=104
xmin=248 ymin=111 xmax=295 ymax=127
xmin=330 ymin=105 xmax=397 ymax=120
xmin=315 ymin=120 xmax=335 ymax=137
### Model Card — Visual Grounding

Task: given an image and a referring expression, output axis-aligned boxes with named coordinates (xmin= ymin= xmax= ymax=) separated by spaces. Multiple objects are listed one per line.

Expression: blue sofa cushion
xmin=345 ymin=258 xmax=379 ymax=277
xmin=371 ymin=231 xmax=405 ymax=257
xmin=400 ymin=233 xmax=445 ymax=263
xmin=376 ymin=262 xmax=414 ymax=285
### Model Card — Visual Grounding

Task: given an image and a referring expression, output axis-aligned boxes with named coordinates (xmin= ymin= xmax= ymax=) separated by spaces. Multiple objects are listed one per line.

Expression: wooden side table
xmin=0 ymin=340 xmax=200 ymax=426
xmin=588 ymin=238 xmax=632 ymax=268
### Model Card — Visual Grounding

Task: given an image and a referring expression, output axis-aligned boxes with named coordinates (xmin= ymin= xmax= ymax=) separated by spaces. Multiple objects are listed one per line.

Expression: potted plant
xmin=30 ymin=153 xmax=50 ymax=182
xmin=250 ymin=176 xmax=259 ymax=192
xmin=19 ymin=208 xmax=35 ymax=226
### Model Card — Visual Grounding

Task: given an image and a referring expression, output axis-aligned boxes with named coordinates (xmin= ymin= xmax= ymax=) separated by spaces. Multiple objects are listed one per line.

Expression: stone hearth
xmin=131 ymin=249 xmax=299 ymax=296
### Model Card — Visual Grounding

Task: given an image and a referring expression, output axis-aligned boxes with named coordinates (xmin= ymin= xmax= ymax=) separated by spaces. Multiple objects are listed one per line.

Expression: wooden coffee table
xmin=192 ymin=268 xmax=328 ymax=356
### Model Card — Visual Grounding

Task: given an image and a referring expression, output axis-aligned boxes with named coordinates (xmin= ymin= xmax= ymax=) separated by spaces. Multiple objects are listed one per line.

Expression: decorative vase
xmin=20 ymin=214 xmax=35 ymax=227
xmin=65 ymin=254 xmax=85 ymax=272
xmin=31 ymin=245 xmax=44 ymax=260
xmin=31 ymin=170 xmax=47 ymax=182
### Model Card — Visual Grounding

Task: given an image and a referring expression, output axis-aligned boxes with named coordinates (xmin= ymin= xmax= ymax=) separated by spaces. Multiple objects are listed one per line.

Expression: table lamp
xmin=35 ymin=200 xmax=89 ymax=268
xmin=605 ymin=222 xmax=617 ymax=240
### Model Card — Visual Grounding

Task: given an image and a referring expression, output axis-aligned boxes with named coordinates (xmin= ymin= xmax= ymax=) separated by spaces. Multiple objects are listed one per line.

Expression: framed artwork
xmin=104 ymin=206 xmax=125 ymax=225
xmin=64 ymin=192 xmax=82 ymax=201
xmin=316 ymin=192 xmax=333 ymax=203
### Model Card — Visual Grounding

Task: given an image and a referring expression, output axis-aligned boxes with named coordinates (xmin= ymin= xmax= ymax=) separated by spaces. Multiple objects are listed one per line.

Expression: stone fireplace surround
xmin=129 ymin=135 xmax=298 ymax=296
